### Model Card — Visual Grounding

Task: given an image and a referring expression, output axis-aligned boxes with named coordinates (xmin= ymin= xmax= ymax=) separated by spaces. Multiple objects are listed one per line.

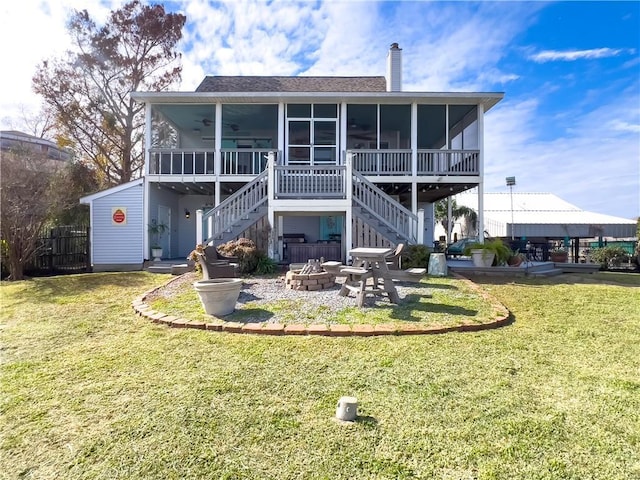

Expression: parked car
xmin=445 ymin=237 xmax=480 ymax=257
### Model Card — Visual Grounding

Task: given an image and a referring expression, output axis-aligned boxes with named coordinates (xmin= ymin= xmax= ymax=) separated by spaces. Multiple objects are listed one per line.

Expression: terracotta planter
xmin=550 ymin=251 xmax=568 ymax=263
xmin=193 ymin=278 xmax=243 ymax=316
xmin=508 ymin=255 xmax=524 ymax=267
xmin=471 ymin=249 xmax=495 ymax=267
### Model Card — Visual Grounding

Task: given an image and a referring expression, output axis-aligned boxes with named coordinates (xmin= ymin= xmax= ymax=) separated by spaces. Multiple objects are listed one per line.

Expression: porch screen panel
xmin=288 ymin=120 xmax=311 ymax=165
xmin=151 ymin=106 xmax=178 ymax=148
xmin=380 ymin=104 xmax=410 ymax=149
xmin=288 ymin=104 xmax=311 ymax=118
xmin=449 ymin=105 xmax=477 ymax=149
xmin=313 ymin=104 xmax=337 ymax=118
xmin=346 ymin=104 xmax=377 ymax=150
xmin=313 ymin=121 xmax=337 ymax=165
xmin=288 ymin=147 xmax=311 ymax=164
xmin=417 ymin=105 xmax=446 ymax=149
xmin=289 ymin=121 xmax=311 ymax=144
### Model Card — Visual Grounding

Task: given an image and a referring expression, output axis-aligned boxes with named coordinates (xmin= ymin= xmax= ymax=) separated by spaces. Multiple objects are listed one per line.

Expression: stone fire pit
xmin=285 ymin=270 xmax=336 ymax=291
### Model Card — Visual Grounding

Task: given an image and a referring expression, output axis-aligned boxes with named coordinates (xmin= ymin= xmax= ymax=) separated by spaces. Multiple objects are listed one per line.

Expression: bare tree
xmin=0 ymin=149 xmax=62 ymax=280
xmin=1 ymin=104 xmax=57 ymax=139
xmin=32 ymin=1 xmax=186 ymax=185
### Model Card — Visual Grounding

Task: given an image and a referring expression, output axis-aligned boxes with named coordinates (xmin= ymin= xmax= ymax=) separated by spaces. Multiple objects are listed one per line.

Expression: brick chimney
xmin=386 ymin=42 xmax=402 ymax=92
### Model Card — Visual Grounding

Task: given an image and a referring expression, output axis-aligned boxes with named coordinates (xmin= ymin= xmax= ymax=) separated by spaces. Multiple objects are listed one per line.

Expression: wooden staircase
xmin=199 ymin=163 xmax=420 ymax=248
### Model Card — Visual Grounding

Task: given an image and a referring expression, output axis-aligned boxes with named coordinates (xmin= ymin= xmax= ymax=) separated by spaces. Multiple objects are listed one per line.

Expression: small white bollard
xmin=336 ymin=396 xmax=358 ymax=422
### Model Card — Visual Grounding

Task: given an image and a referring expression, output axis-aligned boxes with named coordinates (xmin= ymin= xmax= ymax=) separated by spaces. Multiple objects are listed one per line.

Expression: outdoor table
xmin=338 ymin=247 xmax=401 ymax=306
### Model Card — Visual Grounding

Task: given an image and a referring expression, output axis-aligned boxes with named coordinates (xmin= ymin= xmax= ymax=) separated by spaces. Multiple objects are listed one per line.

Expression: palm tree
xmin=434 ymin=198 xmax=477 ymax=243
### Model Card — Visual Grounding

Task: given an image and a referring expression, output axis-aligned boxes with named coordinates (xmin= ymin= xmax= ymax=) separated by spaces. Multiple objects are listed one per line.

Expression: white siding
xmin=91 ymin=183 xmax=144 ymax=266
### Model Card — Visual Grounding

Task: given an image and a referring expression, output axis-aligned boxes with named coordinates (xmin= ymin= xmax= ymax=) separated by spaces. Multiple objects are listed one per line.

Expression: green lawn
xmin=1 ymin=271 xmax=639 ymax=479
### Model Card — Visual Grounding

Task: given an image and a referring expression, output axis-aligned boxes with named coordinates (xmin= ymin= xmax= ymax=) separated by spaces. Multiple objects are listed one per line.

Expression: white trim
xmin=80 ymin=178 xmax=144 ymax=204
xmin=130 ymin=91 xmax=504 ymax=112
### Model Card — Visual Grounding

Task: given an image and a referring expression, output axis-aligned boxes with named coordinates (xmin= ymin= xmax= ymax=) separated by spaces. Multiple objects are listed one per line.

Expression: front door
xmin=158 ymin=205 xmax=171 ymax=258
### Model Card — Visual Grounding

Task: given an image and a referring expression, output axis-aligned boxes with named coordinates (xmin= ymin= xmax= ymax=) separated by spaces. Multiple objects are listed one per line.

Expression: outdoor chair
xmin=385 ymin=243 xmax=404 ymax=270
xmin=194 ymin=246 xmax=239 ymax=279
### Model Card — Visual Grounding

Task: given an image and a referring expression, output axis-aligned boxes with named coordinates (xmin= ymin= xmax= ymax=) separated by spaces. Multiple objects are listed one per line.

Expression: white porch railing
xmin=350 ymin=149 xmax=411 ymax=175
xmin=274 ymin=165 xmax=346 ymax=199
xmin=149 ymin=148 xmax=478 ymax=177
xmin=221 ymin=149 xmax=274 ymax=175
xmin=149 ymin=149 xmax=215 ymax=175
xmin=352 ymin=170 xmax=419 ymax=244
xmin=148 ymin=148 xmax=276 ymax=175
xmin=200 ymin=170 xmax=269 ymax=245
xmin=416 ymin=150 xmax=479 ymax=175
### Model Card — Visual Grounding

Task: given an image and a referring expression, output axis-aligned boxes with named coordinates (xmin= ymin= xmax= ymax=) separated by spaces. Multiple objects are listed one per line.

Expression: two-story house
xmin=81 ymin=44 xmax=503 ymax=271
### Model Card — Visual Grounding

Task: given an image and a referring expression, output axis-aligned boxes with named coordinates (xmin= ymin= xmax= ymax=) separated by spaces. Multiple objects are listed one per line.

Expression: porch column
xmin=143 ymin=103 xmax=152 ymax=258
xmin=411 ymin=102 xmax=417 ymax=177
xmin=277 ymin=215 xmax=284 ymax=262
xmin=267 ymin=152 xmax=277 ymax=260
xmin=345 ymin=152 xmax=354 ymax=259
xmin=195 ymin=209 xmax=203 ymax=245
xmin=268 ymin=209 xmax=276 ymax=259
xmin=477 ymin=102 xmax=485 ymax=242
xmin=214 ymin=103 xmax=222 ymax=207
xmin=340 ymin=102 xmax=348 ymax=164
xmin=278 ymin=102 xmax=285 ymax=162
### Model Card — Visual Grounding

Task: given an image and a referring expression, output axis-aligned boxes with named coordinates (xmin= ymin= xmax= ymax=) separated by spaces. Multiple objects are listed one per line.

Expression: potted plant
xmin=148 ymin=219 xmax=168 ymax=261
xmin=549 ymin=247 xmax=568 ymax=263
xmin=464 ymin=238 xmax=512 ymax=267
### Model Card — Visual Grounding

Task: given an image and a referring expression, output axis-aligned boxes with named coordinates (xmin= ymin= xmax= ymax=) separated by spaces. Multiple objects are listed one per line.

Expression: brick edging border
xmin=131 ymin=272 xmax=511 ymax=337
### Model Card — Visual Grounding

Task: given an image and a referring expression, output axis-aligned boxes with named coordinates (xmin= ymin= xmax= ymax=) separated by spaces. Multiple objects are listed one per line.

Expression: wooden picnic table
xmin=338 ymin=247 xmax=401 ymax=306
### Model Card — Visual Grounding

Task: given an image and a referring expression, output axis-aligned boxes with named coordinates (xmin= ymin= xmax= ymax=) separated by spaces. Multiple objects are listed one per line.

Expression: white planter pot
xmin=471 ymin=249 xmax=495 ymax=267
xmin=193 ymin=278 xmax=243 ymax=316
xmin=151 ymin=247 xmax=163 ymax=262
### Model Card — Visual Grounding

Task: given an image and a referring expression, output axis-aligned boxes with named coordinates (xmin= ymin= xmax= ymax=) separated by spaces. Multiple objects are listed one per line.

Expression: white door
xmin=158 ymin=205 xmax=171 ymax=257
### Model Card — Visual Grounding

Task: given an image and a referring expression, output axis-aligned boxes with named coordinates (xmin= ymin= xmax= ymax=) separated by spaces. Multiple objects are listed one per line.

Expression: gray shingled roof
xmin=195 ymin=76 xmax=387 ymax=93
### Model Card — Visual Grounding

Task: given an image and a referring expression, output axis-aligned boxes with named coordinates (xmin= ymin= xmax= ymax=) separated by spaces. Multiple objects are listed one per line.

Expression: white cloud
xmin=484 ymin=91 xmax=640 ymax=219
xmin=530 ymin=47 xmax=629 ymax=63
xmin=0 ymin=0 xmax=125 ymax=127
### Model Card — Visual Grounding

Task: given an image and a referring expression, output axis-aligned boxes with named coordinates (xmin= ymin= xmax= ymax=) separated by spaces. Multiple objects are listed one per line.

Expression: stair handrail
xmin=201 ymin=169 xmax=268 ymax=245
xmin=352 ymin=170 xmax=418 ymax=244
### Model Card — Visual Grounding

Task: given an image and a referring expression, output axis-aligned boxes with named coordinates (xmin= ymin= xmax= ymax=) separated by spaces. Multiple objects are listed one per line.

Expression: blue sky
xmin=1 ymin=1 xmax=638 ymax=220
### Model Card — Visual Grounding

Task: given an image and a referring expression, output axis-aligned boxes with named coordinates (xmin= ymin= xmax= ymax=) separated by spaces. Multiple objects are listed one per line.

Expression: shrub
xmin=590 ymin=246 xmax=630 ymax=270
xmin=217 ymin=238 xmax=261 ymax=274
xmin=402 ymin=244 xmax=431 ymax=268
xmin=254 ymin=254 xmax=278 ymax=275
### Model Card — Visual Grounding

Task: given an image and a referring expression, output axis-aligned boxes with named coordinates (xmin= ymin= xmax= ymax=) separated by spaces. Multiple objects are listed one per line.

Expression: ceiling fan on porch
xmin=196 ymin=118 xmax=241 ymax=131
xmin=223 ymin=122 xmax=240 ymax=132
xmin=196 ymin=118 xmax=213 ymax=127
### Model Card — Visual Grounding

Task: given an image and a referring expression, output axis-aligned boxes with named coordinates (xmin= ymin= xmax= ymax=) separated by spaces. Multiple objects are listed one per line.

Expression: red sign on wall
xmin=112 ymin=207 xmax=127 ymax=225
